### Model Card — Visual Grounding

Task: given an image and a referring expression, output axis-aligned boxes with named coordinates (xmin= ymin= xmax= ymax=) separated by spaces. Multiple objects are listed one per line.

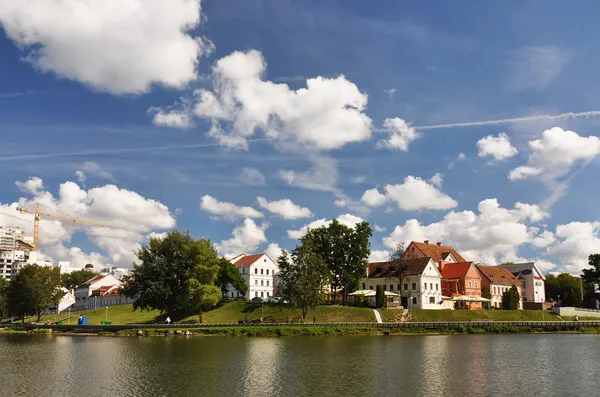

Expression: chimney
xmin=436 ymin=242 xmax=442 ymax=246
xmin=424 ymin=240 xmax=429 ymax=245
xmin=438 ymin=260 xmax=445 ymax=272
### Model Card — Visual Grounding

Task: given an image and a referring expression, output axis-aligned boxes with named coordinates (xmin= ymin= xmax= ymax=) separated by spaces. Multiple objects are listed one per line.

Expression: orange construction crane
xmin=16 ymin=203 xmax=104 ymax=253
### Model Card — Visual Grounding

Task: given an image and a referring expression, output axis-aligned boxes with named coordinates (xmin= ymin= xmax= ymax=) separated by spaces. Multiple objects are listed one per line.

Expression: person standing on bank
xmin=166 ymin=316 xmax=171 ymax=325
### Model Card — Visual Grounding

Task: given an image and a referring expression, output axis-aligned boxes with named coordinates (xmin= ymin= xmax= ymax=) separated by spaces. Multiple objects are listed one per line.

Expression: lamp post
xmin=68 ymin=308 xmax=71 ymax=325
xmin=105 ymin=307 xmax=108 ymax=322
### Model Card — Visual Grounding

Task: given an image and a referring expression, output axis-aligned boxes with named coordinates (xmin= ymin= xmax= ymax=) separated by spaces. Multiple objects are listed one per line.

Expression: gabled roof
xmin=441 ymin=262 xmax=475 ymax=279
xmin=498 ymin=262 xmax=546 ymax=281
xmin=230 ymin=253 xmax=265 ymax=267
xmin=368 ymin=257 xmax=433 ymax=278
xmin=410 ymin=242 xmax=466 ymax=262
xmin=476 ymin=265 xmax=522 ymax=285
xmin=83 ymin=275 xmax=106 ymax=285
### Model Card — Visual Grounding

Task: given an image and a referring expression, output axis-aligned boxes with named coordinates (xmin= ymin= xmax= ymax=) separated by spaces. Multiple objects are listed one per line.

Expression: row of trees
xmin=122 ymin=230 xmax=248 ymax=322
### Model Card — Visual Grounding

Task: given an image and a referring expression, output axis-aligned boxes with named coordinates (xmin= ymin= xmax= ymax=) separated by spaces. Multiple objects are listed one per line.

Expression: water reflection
xmin=239 ymin=338 xmax=283 ymax=396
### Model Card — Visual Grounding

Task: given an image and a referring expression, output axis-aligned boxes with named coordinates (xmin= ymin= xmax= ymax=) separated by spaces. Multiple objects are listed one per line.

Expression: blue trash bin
xmin=82 ymin=316 xmax=88 ymax=325
xmin=77 ymin=316 xmax=83 ymax=325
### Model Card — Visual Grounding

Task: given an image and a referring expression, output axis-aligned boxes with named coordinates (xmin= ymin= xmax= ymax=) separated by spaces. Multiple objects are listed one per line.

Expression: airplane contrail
xmin=0 ymin=139 xmax=271 ymax=162
xmin=414 ymin=110 xmax=600 ymax=130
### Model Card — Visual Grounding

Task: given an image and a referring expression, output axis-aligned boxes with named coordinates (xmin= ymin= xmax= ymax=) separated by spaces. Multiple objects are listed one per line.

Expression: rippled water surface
xmin=1 ymin=334 xmax=600 ymax=396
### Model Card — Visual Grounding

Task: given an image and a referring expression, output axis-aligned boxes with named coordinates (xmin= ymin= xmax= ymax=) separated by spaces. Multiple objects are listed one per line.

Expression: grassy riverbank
xmin=406 ymin=309 xmax=563 ymax=322
xmin=28 ymin=302 xmax=375 ymax=325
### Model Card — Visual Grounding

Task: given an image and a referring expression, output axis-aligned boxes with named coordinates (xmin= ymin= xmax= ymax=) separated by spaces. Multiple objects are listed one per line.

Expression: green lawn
xmin=181 ymin=301 xmax=376 ymax=324
xmin=410 ymin=309 xmax=563 ymax=322
xmin=380 ymin=308 xmax=407 ymax=322
xmin=29 ymin=305 xmax=161 ymax=325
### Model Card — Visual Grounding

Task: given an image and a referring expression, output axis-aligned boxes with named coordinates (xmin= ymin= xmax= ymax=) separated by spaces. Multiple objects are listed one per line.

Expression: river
xmin=1 ymin=334 xmax=599 ymax=396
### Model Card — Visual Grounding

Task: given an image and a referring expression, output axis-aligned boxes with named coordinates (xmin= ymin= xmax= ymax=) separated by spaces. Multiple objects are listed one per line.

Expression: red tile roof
xmin=411 ymin=242 xmax=466 ymax=262
xmin=368 ymin=257 xmax=432 ymax=278
xmin=231 ymin=253 xmax=265 ymax=267
xmin=83 ymin=275 xmax=106 ymax=285
xmin=441 ymin=262 xmax=473 ymax=279
xmin=476 ymin=265 xmax=522 ymax=285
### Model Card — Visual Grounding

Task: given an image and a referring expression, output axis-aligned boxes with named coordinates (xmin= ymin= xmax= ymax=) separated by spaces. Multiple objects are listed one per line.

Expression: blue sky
xmin=1 ymin=0 xmax=600 ymax=273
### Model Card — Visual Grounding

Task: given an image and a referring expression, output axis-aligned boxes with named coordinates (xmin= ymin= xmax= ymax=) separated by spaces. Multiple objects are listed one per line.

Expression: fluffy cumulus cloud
xmin=266 ymin=242 xmax=286 ymax=262
xmin=1 ymin=177 xmax=176 ymax=267
xmin=216 ymin=218 xmax=268 ymax=257
xmin=0 ymin=0 xmax=209 ymax=95
xmin=287 ymin=214 xmax=364 ymax=239
xmin=257 ymin=197 xmax=313 ymax=220
xmin=149 ymin=106 xmax=195 ymax=129
xmin=545 ymin=222 xmax=600 ymax=273
xmin=200 ymin=195 xmax=263 ymax=221
xmin=152 ymin=50 xmax=372 ymax=150
xmin=477 ymin=132 xmax=518 ymax=161
xmin=368 ymin=250 xmax=391 ymax=262
xmin=509 ymin=127 xmax=600 ymax=181
xmin=361 ymin=176 xmax=457 ymax=211
xmin=376 ymin=118 xmax=421 ymax=151
xmin=382 ymin=198 xmax=548 ymax=265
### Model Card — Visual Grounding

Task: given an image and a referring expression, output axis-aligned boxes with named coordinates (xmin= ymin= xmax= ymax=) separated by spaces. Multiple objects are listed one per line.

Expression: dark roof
xmin=231 ymin=253 xmax=265 ymax=267
xmin=411 ymin=242 xmax=466 ymax=262
xmin=441 ymin=262 xmax=474 ymax=279
xmin=476 ymin=265 xmax=522 ymax=285
xmin=368 ymin=257 xmax=432 ymax=279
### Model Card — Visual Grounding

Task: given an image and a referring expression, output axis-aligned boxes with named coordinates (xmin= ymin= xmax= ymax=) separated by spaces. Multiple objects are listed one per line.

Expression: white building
xmin=360 ymin=257 xmax=444 ymax=310
xmin=499 ymin=262 xmax=546 ymax=304
xmin=48 ymin=287 xmax=76 ymax=313
xmin=0 ymin=226 xmax=27 ymax=251
xmin=98 ymin=266 xmax=130 ymax=281
xmin=228 ymin=253 xmax=279 ymax=300
xmin=73 ymin=274 xmax=132 ymax=309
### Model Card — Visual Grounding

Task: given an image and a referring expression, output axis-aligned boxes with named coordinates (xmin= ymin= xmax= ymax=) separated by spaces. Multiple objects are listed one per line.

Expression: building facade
xmin=440 ymin=262 xmax=483 ymax=310
xmin=73 ymin=274 xmax=131 ymax=309
xmin=476 ymin=265 xmax=524 ymax=309
xmin=228 ymin=253 xmax=279 ymax=300
xmin=498 ymin=262 xmax=546 ymax=304
xmin=360 ymin=258 xmax=443 ymax=310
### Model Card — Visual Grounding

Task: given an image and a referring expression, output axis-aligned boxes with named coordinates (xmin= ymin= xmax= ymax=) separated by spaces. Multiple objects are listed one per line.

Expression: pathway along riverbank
xmin=4 ymin=320 xmax=600 ymax=336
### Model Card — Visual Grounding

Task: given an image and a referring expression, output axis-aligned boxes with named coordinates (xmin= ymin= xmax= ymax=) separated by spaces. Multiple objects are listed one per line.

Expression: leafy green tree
xmin=303 ymin=220 xmax=372 ymax=304
xmin=277 ymin=237 xmax=329 ymax=318
xmin=62 ymin=269 xmax=97 ymax=290
xmin=501 ymin=286 xmax=520 ymax=310
xmin=545 ymin=273 xmax=584 ymax=307
xmin=375 ymin=285 xmax=385 ymax=308
xmin=388 ymin=243 xmax=409 ymax=300
xmin=582 ymin=254 xmax=600 ymax=283
xmin=216 ymin=258 xmax=248 ymax=298
xmin=122 ymin=230 xmax=222 ymax=320
xmin=7 ymin=265 xmax=64 ymax=322
xmin=0 ymin=278 xmax=8 ymax=319
xmin=481 ymin=286 xmax=491 ymax=310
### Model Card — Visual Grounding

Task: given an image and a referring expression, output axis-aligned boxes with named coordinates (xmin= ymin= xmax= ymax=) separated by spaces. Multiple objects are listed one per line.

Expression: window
xmin=404 ymin=284 xmax=408 ymax=291
xmin=231 ymin=292 xmax=234 ymax=297
xmin=267 ymin=292 xmax=270 ymax=297
xmin=397 ymin=284 xmax=401 ymax=290
xmin=412 ymin=297 xmax=417 ymax=304
xmin=389 ymin=284 xmax=394 ymax=291
xmin=255 ymin=280 xmax=258 ymax=285
xmin=362 ymin=283 xmax=366 ymax=289
xmin=383 ymin=285 xmax=387 ymax=291
xmin=261 ymin=280 xmax=264 ymax=286
xmin=255 ymin=292 xmax=258 ymax=297
xmin=424 ymin=283 xmax=427 ymax=290
xmin=475 ymin=281 xmax=478 ymax=288
xmin=261 ymin=292 xmax=264 ymax=297
xmin=430 ymin=283 xmax=433 ymax=290
xmin=429 ymin=297 xmax=435 ymax=304
xmin=411 ymin=283 xmax=416 ymax=290
xmin=369 ymin=286 xmax=373 ymax=290
xmin=435 ymin=283 xmax=438 ymax=291
xmin=261 ymin=269 xmax=264 ymax=275
xmin=266 ymin=269 xmax=269 ymax=275
xmin=255 ymin=268 xmax=258 ymax=274
xmin=267 ymin=281 xmax=269 ymax=287
xmin=468 ymin=281 xmax=472 ymax=288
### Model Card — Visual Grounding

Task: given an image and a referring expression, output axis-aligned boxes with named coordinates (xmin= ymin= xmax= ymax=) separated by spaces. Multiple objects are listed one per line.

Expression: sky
xmin=1 ymin=0 xmax=600 ymax=274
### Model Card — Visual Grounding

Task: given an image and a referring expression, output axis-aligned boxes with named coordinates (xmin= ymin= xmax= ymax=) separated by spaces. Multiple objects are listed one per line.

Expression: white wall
xmin=226 ymin=254 xmax=279 ymax=299
xmin=359 ymin=272 xmax=443 ymax=310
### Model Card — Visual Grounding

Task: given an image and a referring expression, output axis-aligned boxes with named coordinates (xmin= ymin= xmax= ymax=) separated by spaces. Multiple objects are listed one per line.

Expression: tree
xmin=7 ymin=265 xmax=64 ymax=322
xmin=375 ymin=285 xmax=385 ymax=308
xmin=582 ymin=254 xmax=600 ymax=283
xmin=277 ymin=237 xmax=329 ymax=318
xmin=303 ymin=220 xmax=372 ymax=305
xmin=481 ymin=286 xmax=491 ymax=310
xmin=388 ymin=243 xmax=409 ymax=301
xmin=501 ymin=286 xmax=520 ymax=310
xmin=216 ymin=258 xmax=248 ymax=298
xmin=122 ymin=230 xmax=222 ymax=320
xmin=62 ymin=269 xmax=97 ymax=290
xmin=545 ymin=273 xmax=584 ymax=307
xmin=0 ymin=278 xmax=8 ymax=319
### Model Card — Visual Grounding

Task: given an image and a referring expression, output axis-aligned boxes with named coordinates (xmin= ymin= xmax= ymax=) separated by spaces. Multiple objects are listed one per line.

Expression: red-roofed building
xmin=74 ymin=273 xmax=132 ymax=309
xmin=440 ymin=262 xmax=482 ymax=310
xmin=228 ymin=253 xmax=279 ymax=300
xmin=476 ymin=265 xmax=524 ymax=309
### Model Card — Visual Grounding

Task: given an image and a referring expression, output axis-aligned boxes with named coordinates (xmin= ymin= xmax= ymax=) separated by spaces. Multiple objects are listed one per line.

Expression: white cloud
xmin=77 ymin=162 xmax=115 ymax=182
xmin=266 ymin=242 xmax=286 ymax=262
xmin=383 ymin=88 xmax=396 ymax=101
xmin=5 ymin=177 xmax=176 ymax=266
xmin=287 ymin=214 xmax=364 ymax=239
xmin=361 ymin=188 xmax=389 ymax=207
xmin=16 ymin=176 xmax=44 ymax=195
xmin=362 ymin=176 xmax=457 ymax=211
xmin=148 ymin=232 xmax=168 ymax=240
xmin=150 ymin=106 xmax=194 ymax=129
xmin=458 ymin=152 xmax=466 ymax=160
xmin=334 ymin=200 xmax=347 ymax=207
xmin=0 ymin=0 xmax=209 ymax=94
xmin=374 ymin=224 xmax=386 ymax=233
xmin=382 ymin=198 xmax=548 ymax=265
xmin=257 ymin=197 xmax=313 ymax=220
xmin=240 ymin=167 xmax=266 ymax=186
xmin=506 ymin=46 xmax=572 ymax=92
xmin=200 ymin=195 xmax=263 ymax=221
xmin=429 ymin=173 xmax=443 ymax=188
xmin=477 ymin=133 xmax=518 ymax=161
xmin=376 ymin=118 xmax=421 ymax=151
xmin=508 ymin=166 xmax=543 ymax=180
xmin=216 ymin=218 xmax=268 ymax=256
xmin=531 ymin=230 xmax=556 ymax=248
xmin=545 ymin=222 xmax=600 ymax=273
xmin=369 ymin=250 xmax=391 ymax=262
xmin=351 ymin=176 xmax=367 ymax=184
xmin=153 ymin=49 xmax=372 ymax=150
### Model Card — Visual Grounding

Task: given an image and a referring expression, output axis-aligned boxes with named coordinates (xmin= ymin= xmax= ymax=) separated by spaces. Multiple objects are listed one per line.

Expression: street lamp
xmin=68 ymin=308 xmax=71 ymax=325
xmin=105 ymin=307 xmax=108 ymax=322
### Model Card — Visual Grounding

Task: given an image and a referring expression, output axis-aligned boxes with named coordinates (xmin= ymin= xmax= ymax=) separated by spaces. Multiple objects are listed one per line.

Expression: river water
xmin=1 ymin=334 xmax=599 ymax=396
